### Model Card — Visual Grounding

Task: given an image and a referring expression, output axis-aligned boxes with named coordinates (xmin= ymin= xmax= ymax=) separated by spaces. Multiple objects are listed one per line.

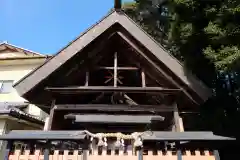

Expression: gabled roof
xmin=0 ymin=42 xmax=48 ymax=59
xmin=14 ymin=10 xmax=211 ymax=104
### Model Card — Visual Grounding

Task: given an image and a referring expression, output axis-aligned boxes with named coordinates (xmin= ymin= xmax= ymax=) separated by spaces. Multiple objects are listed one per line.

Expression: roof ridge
xmin=0 ymin=42 xmax=46 ymax=57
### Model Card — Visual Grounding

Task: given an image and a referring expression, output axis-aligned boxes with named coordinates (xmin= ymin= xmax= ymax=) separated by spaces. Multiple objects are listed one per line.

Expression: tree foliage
xmin=123 ymin=0 xmax=240 ymax=138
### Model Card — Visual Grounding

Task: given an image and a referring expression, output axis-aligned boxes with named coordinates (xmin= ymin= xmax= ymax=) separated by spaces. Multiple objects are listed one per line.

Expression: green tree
xmin=124 ymin=0 xmax=240 ymax=76
xmin=124 ymin=2 xmax=240 ymax=158
xmin=123 ymin=0 xmax=240 ymax=138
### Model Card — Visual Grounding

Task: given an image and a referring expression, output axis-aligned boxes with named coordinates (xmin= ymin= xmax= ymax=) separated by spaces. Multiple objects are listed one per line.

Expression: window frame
xmin=0 ymin=80 xmax=14 ymax=94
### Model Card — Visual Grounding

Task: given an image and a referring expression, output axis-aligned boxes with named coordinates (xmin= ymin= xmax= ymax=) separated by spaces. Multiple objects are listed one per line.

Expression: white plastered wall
xmin=0 ymin=61 xmax=48 ymax=120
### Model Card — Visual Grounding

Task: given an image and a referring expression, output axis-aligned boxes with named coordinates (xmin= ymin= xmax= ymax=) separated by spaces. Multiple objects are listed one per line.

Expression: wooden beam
xmin=65 ymin=33 xmax=116 ymax=77
xmin=66 ymin=114 xmax=165 ymax=123
xmin=123 ymin=94 xmax=138 ymax=105
xmin=55 ymin=104 xmax=176 ymax=112
xmin=45 ymin=86 xmax=181 ymax=94
xmin=114 ymin=52 xmax=118 ymax=87
xmin=97 ymin=66 xmax=139 ymax=70
xmin=116 ymin=32 xmax=199 ymax=105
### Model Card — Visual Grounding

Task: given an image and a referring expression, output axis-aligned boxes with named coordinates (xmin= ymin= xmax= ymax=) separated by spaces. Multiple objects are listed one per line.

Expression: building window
xmin=0 ymin=80 xmax=14 ymax=93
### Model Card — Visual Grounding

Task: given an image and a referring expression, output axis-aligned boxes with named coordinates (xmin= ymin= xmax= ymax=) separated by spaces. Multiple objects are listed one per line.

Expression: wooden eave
xmin=0 ymin=130 xmax=234 ymax=142
xmin=142 ymin=132 xmax=236 ymax=141
xmin=13 ymin=9 xmax=211 ymax=104
xmin=0 ymin=130 xmax=87 ymax=140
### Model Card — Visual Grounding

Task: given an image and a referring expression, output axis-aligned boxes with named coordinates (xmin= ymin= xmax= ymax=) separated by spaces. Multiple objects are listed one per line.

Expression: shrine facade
xmin=0 ymin=1 xmax=235 ymax=159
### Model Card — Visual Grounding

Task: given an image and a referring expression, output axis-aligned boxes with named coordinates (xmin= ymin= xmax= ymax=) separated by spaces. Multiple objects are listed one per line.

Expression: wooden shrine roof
xmin=13 ymin=9 xmax=211 ymax=106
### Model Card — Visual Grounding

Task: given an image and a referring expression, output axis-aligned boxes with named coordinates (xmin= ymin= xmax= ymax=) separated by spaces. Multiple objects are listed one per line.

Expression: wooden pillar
xmin=3 ymin=140 xmax=12 ymax=160
xmin=141 ymin=70 xmax=146 ymax=87
xmin=85 ymin=71 xmax=89 ymax=86
xmin=43 ymin=117 xmax=49 ymax=131
xmin=82 ymin=141 xmax=89 ymax=160
xmin=47 ymin=99 xmax=56 ymax=130
xmin=177 ymin=150 xmax=182 ymax=160
xmin=173 ymin=103 xmax=181 ymax=132
xmin=28 ymin=142 xmax=35 ymax=156
xmin=137 ymin=147 xmax=143 ymax=160
xmin=176 ymin=142 xmax=182 ymax=160
xmin=179 ymin=117 xmax=184 ymax=132
xmin=114 ymin=52 xmax=118 ymax=87
xmin=214 ymin=150 xmax=220 ymax=160
xmin=44 ymin=142 xmax=50 ymax=160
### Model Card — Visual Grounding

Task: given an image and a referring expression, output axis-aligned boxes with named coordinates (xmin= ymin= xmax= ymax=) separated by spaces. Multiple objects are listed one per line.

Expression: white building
xmin=0 ymin=42 xmax=50 ymax=156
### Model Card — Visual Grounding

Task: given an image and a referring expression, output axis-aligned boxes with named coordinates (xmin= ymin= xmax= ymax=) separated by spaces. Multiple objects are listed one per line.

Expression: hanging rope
xmin=72 ymin=130 xmax=152 ymax=147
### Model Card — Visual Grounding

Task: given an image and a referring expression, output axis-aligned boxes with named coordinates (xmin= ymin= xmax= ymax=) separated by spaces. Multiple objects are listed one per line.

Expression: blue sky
xmin=0 ymin=0 xmax=132 ymax=54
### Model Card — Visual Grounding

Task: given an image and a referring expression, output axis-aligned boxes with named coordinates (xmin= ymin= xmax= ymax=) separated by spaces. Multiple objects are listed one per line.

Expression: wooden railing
xmin=7 ymin=146 xmax=217 ymax=160
xmin=1 ymin=130 xmax=232 ymax=160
